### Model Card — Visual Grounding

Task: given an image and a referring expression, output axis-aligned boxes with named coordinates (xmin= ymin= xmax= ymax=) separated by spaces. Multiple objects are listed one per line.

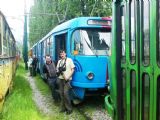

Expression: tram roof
xmin=38 ymin=17 xmax=108 ymax=43
xmin=31 ymin=42 xmax=38 ymax=49
xmin=0 ymin=11 xmax=16 ymax=42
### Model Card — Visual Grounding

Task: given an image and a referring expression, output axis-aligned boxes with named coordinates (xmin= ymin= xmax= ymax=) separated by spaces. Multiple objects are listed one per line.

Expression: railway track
xmin=73 ymin=96 xmax=112 ymax=120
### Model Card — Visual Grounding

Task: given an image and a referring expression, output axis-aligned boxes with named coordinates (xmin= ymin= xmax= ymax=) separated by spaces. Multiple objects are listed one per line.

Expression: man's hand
xmin=62 ymin=73 xmax=69 ymax=81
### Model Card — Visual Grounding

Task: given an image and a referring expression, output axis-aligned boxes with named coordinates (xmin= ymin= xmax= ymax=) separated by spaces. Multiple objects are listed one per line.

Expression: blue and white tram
xmin=33 ymin=17 xmax=112 ymax=101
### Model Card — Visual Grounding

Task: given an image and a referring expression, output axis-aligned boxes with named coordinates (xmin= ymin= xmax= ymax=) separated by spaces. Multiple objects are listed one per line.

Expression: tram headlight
xmin=87 ymin=72 xmax=94 ymax=80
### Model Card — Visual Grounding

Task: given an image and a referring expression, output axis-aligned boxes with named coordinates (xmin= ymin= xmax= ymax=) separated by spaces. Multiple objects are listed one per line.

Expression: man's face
xmin=46 ymin=60 xmax=51 ymax=64
xmin=60 ymin=51 xmax=66 ymax=59
xmin=46 ymin=56 xmax=51 ymax=64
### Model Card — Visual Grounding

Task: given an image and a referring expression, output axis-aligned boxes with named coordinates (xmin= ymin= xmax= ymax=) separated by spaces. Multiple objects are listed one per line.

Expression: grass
xmin=0 ymin=61 xmax=105 ymax=120
xmin=0 ymin=62 xmax=45 ymax=120
xmin=34 ymin=75 xmax=51 ymax=96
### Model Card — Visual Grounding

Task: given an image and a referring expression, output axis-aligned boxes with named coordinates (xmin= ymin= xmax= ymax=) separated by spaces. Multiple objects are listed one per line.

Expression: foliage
xmin=34 ymin=75 xmax=51 ymax=96
xmin=29 ymin=0 xmax=112 ymax=47
xmin=0 ymin=62 xmax=111 ymax=119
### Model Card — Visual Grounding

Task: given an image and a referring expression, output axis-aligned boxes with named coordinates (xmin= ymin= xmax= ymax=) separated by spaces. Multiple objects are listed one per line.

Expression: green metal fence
xmin=105 ymin=0 xmax=160 ymax=120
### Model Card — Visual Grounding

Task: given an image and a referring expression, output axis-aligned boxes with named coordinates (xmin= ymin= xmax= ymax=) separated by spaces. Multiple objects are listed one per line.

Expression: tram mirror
xmin=73 ymin=50 xmax=79 ymax=55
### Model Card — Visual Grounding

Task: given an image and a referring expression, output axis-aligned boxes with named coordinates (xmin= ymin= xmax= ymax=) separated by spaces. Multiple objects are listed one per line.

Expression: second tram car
xmin=0 ymin=11 xmax=17 ymax=111
xmin=31 ymin=17 xmax=112 ymax=101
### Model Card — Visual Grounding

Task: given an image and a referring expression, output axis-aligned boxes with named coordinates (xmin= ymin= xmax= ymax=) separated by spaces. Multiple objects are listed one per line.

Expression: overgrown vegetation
xmin=0 ymin=62 xmax=110 ymax=120
xmin=29 ymin=0 xmax=112 ymax=46
xmin=34 ymin=75 xmax=50 ymax=96
xmin=0 ymin=63 xmax=45 ymax=120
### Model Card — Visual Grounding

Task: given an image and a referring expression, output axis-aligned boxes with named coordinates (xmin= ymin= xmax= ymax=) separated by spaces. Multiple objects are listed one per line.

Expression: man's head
xmin=45 ymin=55 xmax=52 ymax=64
xmin=59 ymin=50 xmax=66 ymax=59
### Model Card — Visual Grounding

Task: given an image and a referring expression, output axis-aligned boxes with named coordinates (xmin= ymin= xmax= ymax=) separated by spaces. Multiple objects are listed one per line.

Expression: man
xmin=28 ymin=56 xmax=33 ymax=76
xmin=32 ymin=55 xmax=38 ymax=76
xmin=43 ymin=55 xmax=59 ymax=101
xmin=56 ymin=50 xmax=75 ymax=115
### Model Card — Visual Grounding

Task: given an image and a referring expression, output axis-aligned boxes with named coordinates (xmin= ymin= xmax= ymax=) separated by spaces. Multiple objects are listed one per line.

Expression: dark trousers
xmin=29 ymin=66 xmax=33 ymax=76
xmin=48 ymin=77 xmax=60 ymax=101
xmin=32 ymin=66 xmax=37 ymax=76
xmin=58 ymin=79 xmax=72 ymax=111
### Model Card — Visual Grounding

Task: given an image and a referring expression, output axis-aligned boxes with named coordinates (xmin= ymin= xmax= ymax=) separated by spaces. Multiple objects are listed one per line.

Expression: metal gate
xmin=105 ymin=0 xmax=160 ymax=120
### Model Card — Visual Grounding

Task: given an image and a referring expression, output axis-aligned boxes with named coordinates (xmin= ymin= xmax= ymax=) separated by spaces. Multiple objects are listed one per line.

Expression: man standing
xmin=56 ymin=50 xmax=75 ymax=115
xmin=28 ymin=56 xmax=33 ymax=76
xmin=43 ymin=55 xmax=58 ymax=101
xmin=32 ymin=55 xmax=38 ymax=76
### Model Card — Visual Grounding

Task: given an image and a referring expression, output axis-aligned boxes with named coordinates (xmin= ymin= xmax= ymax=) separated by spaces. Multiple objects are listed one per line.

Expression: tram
xmin=0 ymin=11 xmax=17 ymax=111
xmin=31 ymin=17 xmax=112 ymax=101
xmin=105 ymin=1 xmax=160 ymax=120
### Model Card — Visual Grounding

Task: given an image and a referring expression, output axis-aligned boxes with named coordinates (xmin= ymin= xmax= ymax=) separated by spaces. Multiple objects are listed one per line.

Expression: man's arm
xmin=64 ymin=58 xmax=75 ymax=81
xmin=43 ymin=65 xmax=47 ymax=73
xmin=43 ymin=65 xmax=48 ymax=79
xmin=63 ymin=68 xmax=74 ymax=81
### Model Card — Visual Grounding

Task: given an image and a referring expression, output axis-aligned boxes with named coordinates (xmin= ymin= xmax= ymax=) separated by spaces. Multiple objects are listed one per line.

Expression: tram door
xmin=55 ymin=33 xmax=67 ymax=62
xmin=108 ymin=0 xmax=159 ymax=120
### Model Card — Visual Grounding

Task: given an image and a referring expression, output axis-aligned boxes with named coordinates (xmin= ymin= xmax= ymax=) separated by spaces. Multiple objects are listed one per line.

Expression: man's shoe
xmin=66 ymin=110 xmax=72 ymax=115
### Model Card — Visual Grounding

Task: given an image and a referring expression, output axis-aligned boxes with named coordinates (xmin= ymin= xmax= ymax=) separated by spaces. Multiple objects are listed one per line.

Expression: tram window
xmin=12 ymin=42 xmax=15 ymax=56
xmin=11 ymin=41 xmax=13 ymax=56
xmin=121 ymin=6 xmax=126 ymax=63
xmin=43 ymin=41 xmax=46 ymax=57
xmin=55 ymin=34 xmax=67 ymax=61
xmin=3 ymin=23 xmax=8 ymax=56
xmin=46 ymin=38 xmax=50 ymax=55
xmin=45 ymin=40 xmax=48 ymax=55
xmin=0 ymin=34 xmax=1 ymax=55
xmin=142 ymin=73 xmax=150 ymax=120
xmin=12 ymin=38 xmax=14 ymax=56
xmin=34 ymin=47 xmax=37 ymax=56
xmin=55 ymin=34 xmax=66 ymax=51
xmin=36 ymin=45 xmax=38 ymax=56
xmin=49 ymin=37 xmax=54 ymax=56
xmin=142 ymin=1 xmax=150 ymax=65
xmin=130 ymin=1 xmax=136 ymax=64
xmin=10 ymin=37 xmax=16 ymax=56
xmin=6 ymin=30 xmax=9 ymax=56
xmin=41 ymin=42 xmax=45 ymax=61
xmin=130 ymin=70 xmax=136 ymax=120
xmin=71 ymin=28 xmax=111 ymax=56
xmin=3 ymin=21 xmax=6 ymax=42
xmin=9 ymin=37 xmax=12 ymax=56
xmin=157 ymin=76 xmax=160 ymax=120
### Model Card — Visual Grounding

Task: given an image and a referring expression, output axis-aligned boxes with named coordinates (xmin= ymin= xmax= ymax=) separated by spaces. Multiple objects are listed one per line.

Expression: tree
xmin=28 ymin=0 xmax=112 ymax=46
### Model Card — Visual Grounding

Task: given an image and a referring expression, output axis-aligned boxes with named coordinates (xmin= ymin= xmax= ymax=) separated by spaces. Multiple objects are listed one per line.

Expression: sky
xmin=0 ymin=0 xmax=34 ymax=43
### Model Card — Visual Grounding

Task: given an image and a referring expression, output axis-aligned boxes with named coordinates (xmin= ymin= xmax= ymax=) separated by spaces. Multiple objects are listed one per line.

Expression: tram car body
xmin=105 ymin=1 xmax=160 ymax=120
xmin=32 ymin=17 xmax=111 ymax=101
xmin=0 ymin=11 xmax=17 ymax=111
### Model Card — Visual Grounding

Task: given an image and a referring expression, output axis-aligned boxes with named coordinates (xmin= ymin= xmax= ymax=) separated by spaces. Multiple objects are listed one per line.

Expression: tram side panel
xmin=0 ymin=11 xmax=17 ymax=112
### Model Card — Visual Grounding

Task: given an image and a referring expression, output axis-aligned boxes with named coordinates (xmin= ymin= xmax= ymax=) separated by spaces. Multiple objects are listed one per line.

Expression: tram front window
xmin=72 ymin=29 xmax=111 ymax=56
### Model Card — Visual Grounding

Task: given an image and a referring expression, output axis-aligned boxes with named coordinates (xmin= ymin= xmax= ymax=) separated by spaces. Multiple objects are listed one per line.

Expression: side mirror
xmin=73 ymin=50 xmax=79 ymax=55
